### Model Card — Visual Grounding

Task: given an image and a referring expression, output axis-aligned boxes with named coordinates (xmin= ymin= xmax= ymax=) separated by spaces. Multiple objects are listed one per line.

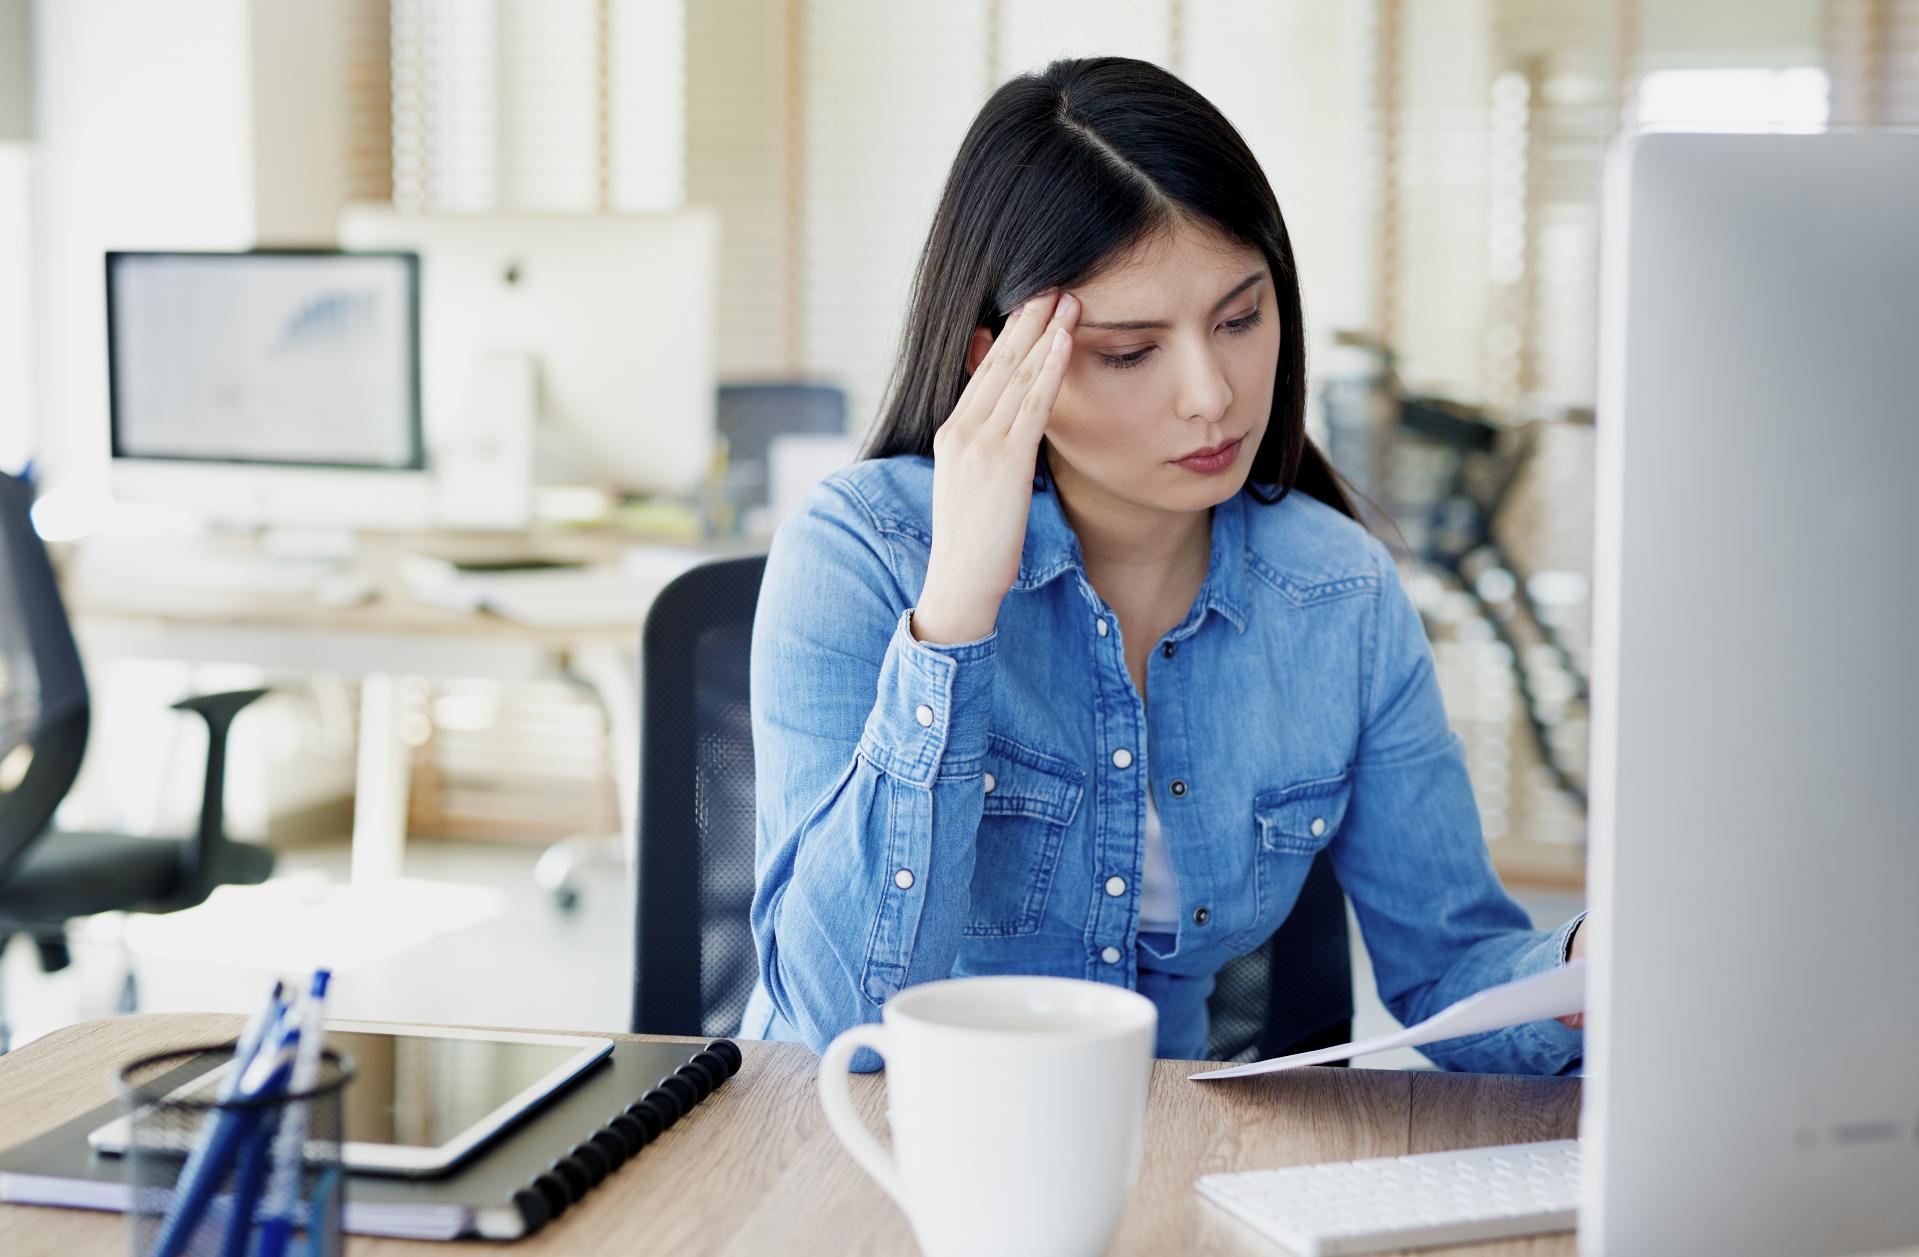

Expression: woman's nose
xmin=1174 ymin=342 xmax=1234 ymax=424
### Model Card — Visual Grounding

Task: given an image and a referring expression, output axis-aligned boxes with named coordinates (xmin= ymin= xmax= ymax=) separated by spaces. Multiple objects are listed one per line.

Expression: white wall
xmin=0 ymin=143 xmax=30 ymax=474
xmin=2 ymin=0 xmax=35 ymax=472
xmin=30 ymin=0 xmax=349 ymax=492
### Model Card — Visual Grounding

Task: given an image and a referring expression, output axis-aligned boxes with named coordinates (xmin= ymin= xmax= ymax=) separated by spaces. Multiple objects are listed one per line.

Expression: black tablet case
xmin=0 ymin=1037 xmax=742 ymax=1241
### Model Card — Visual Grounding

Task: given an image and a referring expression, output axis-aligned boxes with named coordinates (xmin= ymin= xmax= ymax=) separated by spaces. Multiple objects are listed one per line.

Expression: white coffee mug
xmin=816 ymin=975 xmax=1157 ymax=1257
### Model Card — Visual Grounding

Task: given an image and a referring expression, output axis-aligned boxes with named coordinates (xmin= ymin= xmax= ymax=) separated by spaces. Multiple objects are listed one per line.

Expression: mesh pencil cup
xmin=115 ymin=1041 xmax=356 ymax=1257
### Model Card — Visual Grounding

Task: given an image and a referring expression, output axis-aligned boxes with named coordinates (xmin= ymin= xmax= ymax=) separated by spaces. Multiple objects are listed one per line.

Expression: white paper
xmin=1189 ymin=958 xmax=1585 ymax=1080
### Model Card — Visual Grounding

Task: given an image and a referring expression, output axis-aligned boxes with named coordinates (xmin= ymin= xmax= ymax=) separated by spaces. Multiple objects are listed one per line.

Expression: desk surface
xmin=57 ymin=528 xmax=757 ymax=646
xmin=0 ymin=1014 xmax=1582 ymax=1256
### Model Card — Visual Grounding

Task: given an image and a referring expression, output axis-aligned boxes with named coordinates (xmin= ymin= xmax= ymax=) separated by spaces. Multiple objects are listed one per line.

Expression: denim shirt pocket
xmin=963 ymin=734 xmax=1085 ymax=938
xmin=1254 ymin=771 xmax=1355 ymax=855
xmin=1239 ymin=770 xmax=1355 ymax=946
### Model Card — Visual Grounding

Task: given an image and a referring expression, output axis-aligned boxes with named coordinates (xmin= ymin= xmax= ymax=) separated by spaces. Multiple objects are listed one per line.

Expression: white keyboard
xmin=1195 ymin=1139 xmax=1580 ymax=1256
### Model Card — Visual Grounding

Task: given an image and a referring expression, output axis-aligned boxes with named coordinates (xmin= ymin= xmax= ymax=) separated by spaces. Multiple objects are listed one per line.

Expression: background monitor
xmin=106 ymin=250 xmax=433 ymax=530
xmin=1582 ymin=129 xmax=1919 ymax=1256
xmin=336 ymin=206 xmax=720 ymax=497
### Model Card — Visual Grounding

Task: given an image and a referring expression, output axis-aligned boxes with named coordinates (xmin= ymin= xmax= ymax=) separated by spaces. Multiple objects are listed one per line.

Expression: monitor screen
xmin=106 ymin=251 xmax=423 ymax=470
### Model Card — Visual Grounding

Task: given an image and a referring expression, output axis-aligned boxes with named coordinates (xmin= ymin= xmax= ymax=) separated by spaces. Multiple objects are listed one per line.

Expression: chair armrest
xmin=169 ymin=689 xmax=270 ymax=890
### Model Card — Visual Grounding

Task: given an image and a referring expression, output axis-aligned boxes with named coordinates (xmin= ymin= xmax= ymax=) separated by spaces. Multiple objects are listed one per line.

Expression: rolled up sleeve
xmin=1330 ymin=539 xmax=1585 ymax=1076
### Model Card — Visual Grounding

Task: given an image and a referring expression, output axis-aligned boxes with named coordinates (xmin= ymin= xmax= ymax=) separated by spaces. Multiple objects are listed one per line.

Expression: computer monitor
xmin=1582 ymin=130 xmax=1919 ymax=1255
xmin=335 ymin=206 xmax=720 ymax=497
xmin=106 ymin=249 xmax=434 ymax=530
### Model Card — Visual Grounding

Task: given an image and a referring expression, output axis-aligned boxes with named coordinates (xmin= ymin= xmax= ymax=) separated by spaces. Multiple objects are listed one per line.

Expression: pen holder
xmin=115 ymin=1041 xmax=356 ymax=1257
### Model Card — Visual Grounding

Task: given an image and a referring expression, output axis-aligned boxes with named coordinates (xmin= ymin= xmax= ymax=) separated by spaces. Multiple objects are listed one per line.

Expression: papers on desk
xmin=1190 ymin=959 xmax=1586 ymax=1080
xmin=399 ymin=546 xmax=709 ymax=629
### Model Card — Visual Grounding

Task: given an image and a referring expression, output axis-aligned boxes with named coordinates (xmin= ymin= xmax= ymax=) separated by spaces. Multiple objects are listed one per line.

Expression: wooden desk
xmin=55 ymin=528 xmax=754 ymax=881
xmin=0 ymin=1014 xmax=1582 ymax=1255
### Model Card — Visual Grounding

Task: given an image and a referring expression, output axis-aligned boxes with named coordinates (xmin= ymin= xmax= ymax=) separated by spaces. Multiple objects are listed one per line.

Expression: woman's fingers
xmin=989 ymin=292 xmax=1078 ymax=439
xmin=1003 ymin=323 xmax=1073 ymax=446
xmin=952 ymin=290 xmax=1062 ymax=428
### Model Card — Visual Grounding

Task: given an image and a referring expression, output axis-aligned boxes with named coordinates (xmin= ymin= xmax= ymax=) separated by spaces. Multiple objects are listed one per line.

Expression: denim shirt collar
xmin=1012 ymin=473 xmax=1251 ymax=635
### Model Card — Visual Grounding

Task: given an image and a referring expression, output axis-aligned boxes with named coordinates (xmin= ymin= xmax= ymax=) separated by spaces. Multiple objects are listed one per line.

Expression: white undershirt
xmin=1139 ymin=785 xmax=1182 ymax=933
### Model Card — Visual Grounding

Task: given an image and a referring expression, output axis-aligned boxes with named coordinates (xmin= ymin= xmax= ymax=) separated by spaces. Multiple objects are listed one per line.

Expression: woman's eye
xmin=1096 ymin=307 xmax=1265 ymax=371
xmin=1099 ymin=347 xmax=1153 ymax=370
xmin=1223 ymin=306 xmax=1264 ymax=335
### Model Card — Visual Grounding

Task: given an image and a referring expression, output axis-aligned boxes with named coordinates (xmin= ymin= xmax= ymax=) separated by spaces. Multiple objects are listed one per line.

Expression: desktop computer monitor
xmin=1581 ymin=130 xmax=1919 ymax=1255
xmin=335 ymin=206 xmax=720 ymax=498
xmin=106 ymin=249 xmax=434 ymax=531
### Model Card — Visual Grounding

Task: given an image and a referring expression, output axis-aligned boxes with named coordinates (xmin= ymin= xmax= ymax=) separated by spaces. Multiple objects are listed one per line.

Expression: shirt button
xmin=1169 ymin=779 xmax=1187 ymax=797
xmin=1100 ymin=946 xmax=1121 ymax=965
xmin=1104 ymin=875 xmax=1127 ymax=897
xmin=982 ymin=772 xmax=996 ymax=794
xmin=1192 ymin=905 xmax=1211 ymax=926
xmin=894 ymin=868 xmax=915 ymax=890
xmin=1096 ymin=618 xmax=1109 ymax=637
xmin=914 ymin=704 xmax=934 ymax=727
xmin=1310 ymin=817 xmax=1327 ymax=837
xmin=1162 ymin=641 xmax=1176 ymax=658
xmin=1111 ymin=747 xmax=1133 ymax=769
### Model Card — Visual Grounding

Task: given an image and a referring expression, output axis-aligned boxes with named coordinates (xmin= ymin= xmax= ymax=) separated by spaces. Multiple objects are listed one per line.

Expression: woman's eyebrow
xmin=1076 ymin=271 xmax=1265 ymax=331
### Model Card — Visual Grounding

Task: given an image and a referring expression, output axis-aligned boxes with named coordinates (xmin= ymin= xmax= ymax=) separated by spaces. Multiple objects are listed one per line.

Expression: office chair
xmin=630 ymin=552 xmax=1355 ymax=1063
xmin=631 ymin=555 xmax=766 ymax=1038
xmin=0 ymin=471 xmax=275 ymax=1051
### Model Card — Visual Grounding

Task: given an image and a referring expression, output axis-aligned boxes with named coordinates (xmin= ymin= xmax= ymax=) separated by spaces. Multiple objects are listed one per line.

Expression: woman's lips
xmin=1172 ymin=436 xmax=1244 ymax=474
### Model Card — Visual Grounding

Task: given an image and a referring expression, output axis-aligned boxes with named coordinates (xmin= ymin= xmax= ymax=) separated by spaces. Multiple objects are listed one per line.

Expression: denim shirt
xmin=739 ymin=454 xmax=1584 ymax=1074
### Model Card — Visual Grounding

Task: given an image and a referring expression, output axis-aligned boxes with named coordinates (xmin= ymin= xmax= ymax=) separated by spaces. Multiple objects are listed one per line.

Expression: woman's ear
xmin=965 ymin=326 xmax=995 ymax=377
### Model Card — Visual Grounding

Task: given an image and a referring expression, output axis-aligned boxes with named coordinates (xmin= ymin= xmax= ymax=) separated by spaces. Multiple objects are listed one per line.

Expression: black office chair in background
xmin=629 ymin=554 xmax=1354 ymax=1062
xmin=0 ymin=471 xmax=275 ymax=1051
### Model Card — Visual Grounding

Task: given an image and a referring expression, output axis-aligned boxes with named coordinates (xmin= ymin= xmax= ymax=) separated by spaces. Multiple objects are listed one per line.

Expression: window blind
xmin=380 ymin=0 xmax=684 ymax=213
xmin=1828 ymin=0 xmax=1919 ymax=123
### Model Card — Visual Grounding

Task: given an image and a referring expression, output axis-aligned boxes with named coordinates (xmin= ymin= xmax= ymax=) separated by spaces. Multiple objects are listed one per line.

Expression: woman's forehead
xmin=1073 ymin=222 xmax=1267 ymax=321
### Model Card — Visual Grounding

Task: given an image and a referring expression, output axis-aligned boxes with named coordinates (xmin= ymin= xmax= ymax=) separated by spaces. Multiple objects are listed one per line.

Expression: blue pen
xmin=255 ymin=969 xmax=331 ymax=1257
xmin=217 ymin=1090 xmax=281 ymax=1256
xmin=219 ymin=1000 xmax=304 ymax=1257
xmin=146 ymin=982 xmax=288 ymax=1257
xmin=211 ymin=1019 xmax=302 ymax=1256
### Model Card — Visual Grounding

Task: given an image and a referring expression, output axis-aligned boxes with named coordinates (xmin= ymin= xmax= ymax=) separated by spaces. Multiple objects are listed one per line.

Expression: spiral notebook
xmin=0 ymin=1037 xmax=743 ymax=1241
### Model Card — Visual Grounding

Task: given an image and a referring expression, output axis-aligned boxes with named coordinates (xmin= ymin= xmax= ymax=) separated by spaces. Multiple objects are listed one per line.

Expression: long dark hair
xmin=862 ymin=55 xmax=1358 ymax=521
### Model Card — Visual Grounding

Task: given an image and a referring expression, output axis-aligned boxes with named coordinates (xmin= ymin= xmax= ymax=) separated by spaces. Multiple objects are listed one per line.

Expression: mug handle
xmin=816 ymin=1024 xmax=906 ymax=1207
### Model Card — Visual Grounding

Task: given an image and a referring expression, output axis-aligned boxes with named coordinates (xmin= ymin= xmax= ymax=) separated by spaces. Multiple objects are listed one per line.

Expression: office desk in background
xmin=54 ymin=528 xmax=757 ymax=883
xmin=0 ymin=1013 xmax=1583 ymax=1255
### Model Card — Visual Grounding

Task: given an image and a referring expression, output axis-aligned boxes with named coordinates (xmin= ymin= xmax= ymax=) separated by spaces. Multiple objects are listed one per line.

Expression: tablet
xmin=89 ymin=1021 xmax=614 ymax=1177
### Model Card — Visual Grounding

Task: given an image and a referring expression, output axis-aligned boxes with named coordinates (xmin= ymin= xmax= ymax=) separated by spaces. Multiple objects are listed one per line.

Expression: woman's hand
xmin=1556 ymin=910 xmax=1598 ymax=1029
xmin=911 ymin=289 xmax=1080 ymax=646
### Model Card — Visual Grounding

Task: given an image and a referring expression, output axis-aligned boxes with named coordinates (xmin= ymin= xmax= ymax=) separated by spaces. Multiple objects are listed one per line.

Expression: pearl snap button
xmin=1100 ymin=946 xmax=1121 ymax=964
xmin=1193 ymin=906 xmax=1211 ymax=925
xmin=1104 ymin=875 xmax=1127 ymax=897
xmin=1170 ymin=779 xmax=1187 ymax=797
xmin=914 ymin=704 xmax=934 ymax=727
xmin=894 ymin=868 xmax=915 ymax=890
xmin=983 ymin=772 xmax=996 ymax=793
xmin=1096 ymin=619 xmax=1109 ymax=637
xmin=1310 ymin=817 xmax=1327 ymax=837
xmin=1162 ymin=641 xmax=1176 ymax=658
xmin=1111 ymin=748 xmax=1133 ymax=769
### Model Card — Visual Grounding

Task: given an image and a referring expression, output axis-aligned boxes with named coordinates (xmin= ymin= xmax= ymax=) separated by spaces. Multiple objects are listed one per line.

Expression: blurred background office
xmin=0 ymin=0 xmax=1912 ymax=1055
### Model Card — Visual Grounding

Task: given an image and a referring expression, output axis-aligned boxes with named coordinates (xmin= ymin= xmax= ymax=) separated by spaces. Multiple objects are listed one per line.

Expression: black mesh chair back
xmin=631 ymin=551 xmax=1355 ymax=1061
xmin=1203 ymin=850 xmax=1354 ymax=1063
xmin=0 ymin=472 xmax=91 ymax=885
xmin=631 ymin=555 xmax=769 ymax=1037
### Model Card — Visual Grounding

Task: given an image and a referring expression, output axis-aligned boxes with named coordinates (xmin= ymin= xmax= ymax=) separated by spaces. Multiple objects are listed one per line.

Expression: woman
xmin=739 ymin=56 xmax=1589 ymax=1072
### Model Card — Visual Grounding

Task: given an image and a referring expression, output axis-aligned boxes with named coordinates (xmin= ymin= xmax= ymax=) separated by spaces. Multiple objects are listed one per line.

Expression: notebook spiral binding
xmin=508 ymin=1039 xmax=744 ymax=1236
